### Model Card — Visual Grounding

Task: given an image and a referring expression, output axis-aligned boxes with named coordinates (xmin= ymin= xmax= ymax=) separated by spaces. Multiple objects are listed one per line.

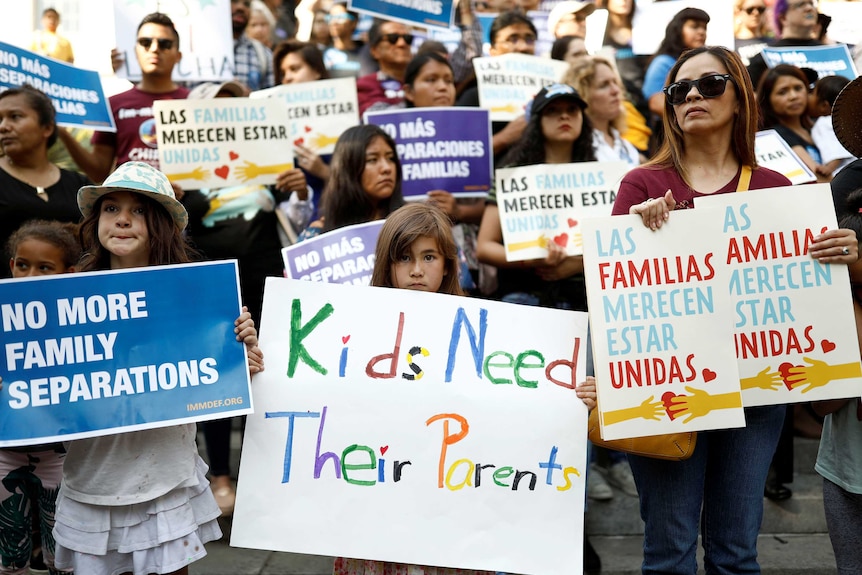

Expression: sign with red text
xmin=698 ymin=185 xmax=862 ymax=406
xmin=473 ymin=54 xmax=569 ymax=122
xmin=231 ymin=278 xmax=589 ymax=575
xmin=582 ymin=209 xmax=745 ymax=441
xmin=497 ymin=161 xmax=630 ymax=261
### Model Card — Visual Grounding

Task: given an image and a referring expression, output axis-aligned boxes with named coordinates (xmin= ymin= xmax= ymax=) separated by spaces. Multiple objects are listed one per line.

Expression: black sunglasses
xmin=664 ymin=74 xmax=734 ymax=105
xmin=744 ymin=5 xmax=765 ymax=14
xmin=378 ymin=33 xmax=414 ymax=45
xmin=137 ymin=37 xmax=175 ymax=51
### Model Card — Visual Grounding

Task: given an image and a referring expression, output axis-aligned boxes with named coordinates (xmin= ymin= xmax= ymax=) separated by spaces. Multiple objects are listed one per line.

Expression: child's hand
xmin=576 ymin=376 xmax=597 ymax=411
xmin=235 ymin=306 xmax=258 ymax=346
xmin=247 ymin=345 xmax=265 ymax=374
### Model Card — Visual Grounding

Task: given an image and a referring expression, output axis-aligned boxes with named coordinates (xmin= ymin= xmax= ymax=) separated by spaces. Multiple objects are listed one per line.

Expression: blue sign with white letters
xmin=349 ymin=0 xmax=455 ymax=29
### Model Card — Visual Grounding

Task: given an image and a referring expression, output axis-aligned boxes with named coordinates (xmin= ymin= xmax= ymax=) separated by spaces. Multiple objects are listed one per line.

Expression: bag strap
xmin=736 ymin=165 xmax=752 ymax=192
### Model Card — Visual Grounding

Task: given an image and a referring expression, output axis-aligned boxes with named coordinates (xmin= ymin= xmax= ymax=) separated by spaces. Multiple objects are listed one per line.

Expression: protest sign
xmin=698 ymin=185 xmax=862 ymax=407
xmin=154 ymin=97 xmax=292 ymax=189
xmin=473 ymin=54 xmax=569 ymax=122
xmin=365 ymin=108 xmax=492 ymax=199
xmin=282 ymin=221 xmax=383 ymax=285
xmin=632 ymin=1 xmax=734 ymax=56
xmin=818 ymin=1 xmax=862 ymax=46
xmin=496 ymin=161 xmax=630 ymax=261
xmin=762 ymin=45 xmax=858 ymax=79
xmin=582 ymin=209 xmax=744 ymax=441
xmin=113 ymin=0 xmax=235 ymax=82
xmin=755 ymin=130 xmax=816 ymax=185
xmin=250 ymin=77 xmax=360 ymax=156
xmin=0 ymin=261 xmax=252 ymax=448
xmin=349 ymin=0 xmax=454 ymax=29
xmin=0 ymin=41 xmax=115 ymax=131
xmin=231 ymin=278 xmax=589 ymax=575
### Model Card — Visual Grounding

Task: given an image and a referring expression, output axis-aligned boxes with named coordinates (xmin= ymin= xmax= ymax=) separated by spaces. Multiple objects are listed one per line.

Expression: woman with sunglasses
xmin=734 ymin=0 xmax=773 ymax=66
xmin=612 ymin=46 xmax=858 ymax=574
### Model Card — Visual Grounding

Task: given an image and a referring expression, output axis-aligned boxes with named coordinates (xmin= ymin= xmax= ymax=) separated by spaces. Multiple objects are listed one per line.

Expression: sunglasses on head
xmin=137 ymin=37 xmax=174 ymax=51
xmin=663 ymin=74 xmax=734 ymax=105
xmin=378 ymin=33 xmax=414 ymax=45
xmin=744 ymin=5 xmax=765 ymax=14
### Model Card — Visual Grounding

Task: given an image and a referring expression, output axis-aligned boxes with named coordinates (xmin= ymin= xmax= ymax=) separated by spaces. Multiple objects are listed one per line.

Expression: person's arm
xmin=449 ymin=1 xmax=483 ymax=86
xmin=647 ymin=92 xmax=665 ymax=116
xmin=642 ymin=56 xmax=672 ymax=116
xmin=791 ymin=145 xmax=829 ymax=183
xmin=476 ymin=203 xmax=565 ymax=269
xmin=57 ymin=128 xmax=115 ymax=183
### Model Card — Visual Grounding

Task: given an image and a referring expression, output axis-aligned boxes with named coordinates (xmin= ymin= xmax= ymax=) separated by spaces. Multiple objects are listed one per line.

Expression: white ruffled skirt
xmin=53 ymin=455 xmax=222 ymax=575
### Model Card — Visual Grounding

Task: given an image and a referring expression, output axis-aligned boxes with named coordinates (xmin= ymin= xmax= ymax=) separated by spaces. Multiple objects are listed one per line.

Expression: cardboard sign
xmin=582 ymin=210 xmax=745 ymax=441
xmin=473 ymin=54 xmax=569 ymax=122
xmin=0 ymin=261 xmax=252 ymax=448
xmin=154 ymin=97 xmax=292 ymax=189
xmin=698 ymin=185 xmax=862 ymax=407
xmin=250 ymin=77 xmax=360 ymax=156
xmin=0 ymin=41 xmax=115 ymax=131
xmin=755 ymin=130 xmax=817 ymax=185
xmin=762 ymin=44 xmax=858 ymax=80
xmin=349 ymin=0 xmax=455 ymax=29
xmin=365 ymin=108 xmax=492 ymax=199
xmin=231 ymin=278 xmax=589 ymax=575
xmin=496 ymin=161 xmax=631 ymax=261
xmin=282 ymin=221 xmax=384 ymax=285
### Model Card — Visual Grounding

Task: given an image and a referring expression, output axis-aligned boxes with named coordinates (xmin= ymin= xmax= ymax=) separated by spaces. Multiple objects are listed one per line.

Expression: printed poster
xmin=582 ymin=209 xmax=745 ymax=441
xmin=698 ymin=185 xmax=862 ymax=406
xmin=473 ymin=53 xmax=569 ymax=122
xmin=154 ymin=97 xmax=292 ymax=189
xmin=496 ymin=161 xmax=631 ymax=261
xmin=762 ymin=44 xmax=858 ymax=80
xmin=349 ymin=0 xmax=455 ymax=29
xmin=250 ymin=77 xmax=360 ymax=156
xmin=0 ymin=41 xmax=115 ymax=131
xmin=282 ymin=221 xmax=384 ymax=285
xmin=232 ymin=278 xmax=590 ymax=575
xmin=0 ymin=261 xmax=253 ymax=448
xmin=365 ymin=108 xmax=492 ymax=199
xmin=755 ymin=130 xmax=817 ymax=185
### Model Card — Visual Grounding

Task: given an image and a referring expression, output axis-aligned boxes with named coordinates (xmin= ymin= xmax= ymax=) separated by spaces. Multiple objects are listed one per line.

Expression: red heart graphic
xmin=304 ymin=125 xmax=312 ymax=133
xmin=821 ymin=339 xmax=836 ymax=353
xmin=778 ymin=362 xmax=803 ymax=391
xmin=567 ymin=218 xmax=578 ymax=228
xmin=380 ymin=446 xmax=389 ymax=455
xmin=702 ymin=368 xmax=716 ymax=383
xmin=229 ymin=151 xmax=239 ymax=161
xmin=661 ymin=392 xmax=685 ymax=421
xmin=553 ymin=233 xmax=568 ymax=247
xmin=293 ymin=137 xmax=304 ymax=146
xmin=214 ymin=165 xmax=230 ymax=179
xmin=342 ymin=335 xmax=350 ymax=344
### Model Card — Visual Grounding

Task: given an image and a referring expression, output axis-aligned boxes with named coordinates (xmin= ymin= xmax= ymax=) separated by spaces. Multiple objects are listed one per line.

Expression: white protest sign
xmin=232 ymin=279 xmax=590 ymax=575
xmin=250 ymin=77 xmax=360 ymax=156
xmin=582 ymin=209 xmax=744 ymax=440
xmin=473 ymin=53 xmax=569 ymax=122
xmin=698 ymin=185 xmax=862 ymax=407
xmin=154 ymin=98 xmax=292 ymax=189
xmin=496 ymin=161 xmax=630 ymax=261
xmin=756 ymin=130 xmax=816 ymax=185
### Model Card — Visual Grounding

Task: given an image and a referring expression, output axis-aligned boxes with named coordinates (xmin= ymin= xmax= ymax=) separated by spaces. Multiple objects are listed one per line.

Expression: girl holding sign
xmin=51 ymin=162 xmax=263 ymax=575
xmin=613 ymin=45 xmax=857 ymax=575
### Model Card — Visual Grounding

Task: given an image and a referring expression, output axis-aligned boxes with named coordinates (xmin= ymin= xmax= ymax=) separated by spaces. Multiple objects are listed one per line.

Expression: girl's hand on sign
xmin=235 ymin=307 xmax=257 ymax=346
xmin=576 ymin=376 xmax=597 ymax=411
xmin=247 ymin=345 xmax=264 ymax=374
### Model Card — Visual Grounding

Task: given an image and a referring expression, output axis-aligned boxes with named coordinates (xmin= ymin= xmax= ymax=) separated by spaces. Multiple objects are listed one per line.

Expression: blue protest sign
xmin=365 ymin=107 xmax=492 ymax=199
xmin=0 ymin=41 xmax=115 ymax=131
xmin=348 ymin=0 xmax=454 ymax=29
xmin=0 ymin=261 xmax=251 ymax=448
xmin=282 ymin=221 xmax=384 ymax=285
xmin=762 ymin=45 xmax=858 ymax=79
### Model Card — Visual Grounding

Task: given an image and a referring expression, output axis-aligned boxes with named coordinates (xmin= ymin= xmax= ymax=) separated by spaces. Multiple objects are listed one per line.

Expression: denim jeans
xmin=628 ymin=405 xmax=785 ymax=575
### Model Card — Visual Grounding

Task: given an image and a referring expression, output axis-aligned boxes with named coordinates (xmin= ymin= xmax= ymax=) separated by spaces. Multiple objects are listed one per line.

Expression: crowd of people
xmin=4 ymin=1 xmax=862 ymax=575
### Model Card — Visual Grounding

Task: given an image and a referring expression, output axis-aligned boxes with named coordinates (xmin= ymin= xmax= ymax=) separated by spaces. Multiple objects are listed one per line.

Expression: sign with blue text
xmin=349 ymin=0 xmax=455 ymax=29
xmin=0 ymin=41 xmax=115 ymax=131
xmin=0 ymin=261 xmax=253 ymax=448
xmin=232 ymin=278 xmax=589 ymax=575
xmin=762 ymin=44 xmax=858 ymax=79
xmin=282 ymin=221 xmax=384 ymax=285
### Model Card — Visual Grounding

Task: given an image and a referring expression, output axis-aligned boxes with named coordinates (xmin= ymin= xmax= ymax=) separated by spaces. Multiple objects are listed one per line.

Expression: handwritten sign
xmin=231 ymin=278 xmax=589 ymax=574
xmin=755 ymin=130 xmax=817 ymax=185
xmin=282 ymin=221 xmax=383 ymax=285
xmin=348 ymin=0 xmax=454 ymax=29
xmin=0 ymin=261 xmax=252 ymax=448
xmin=698 ymin=185 xmax=862 ymax=407
xmin=473 ymin=54 xmax=569 ymax=122
xmin=365 ymin=108 xmax=492 ymax=199
xmin=496 ymin=161 xmax=630 ymax=261
xmin=762 ymin=45 xmax=858 ymax=80
xmin=250 ymin=77 xmax=360 ymax=156
xmin=582 ymin=210 xmax=744 ymax=440
xmin=0 ymin=41 xmax=115 ymax=131
xmin=154 ymin=97 xmax=291 ymax=189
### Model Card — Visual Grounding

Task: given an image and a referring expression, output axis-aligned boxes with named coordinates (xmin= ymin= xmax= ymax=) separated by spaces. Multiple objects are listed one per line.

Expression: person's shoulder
xmin=752 ymin=166 xmax=792 ymax=188
xmin=59 ymin=167 xmax=92 ymax=188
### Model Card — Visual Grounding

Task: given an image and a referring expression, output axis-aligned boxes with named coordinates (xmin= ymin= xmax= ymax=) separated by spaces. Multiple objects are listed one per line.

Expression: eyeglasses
xmin=788 ymin=0 xmax=816 ymax=10
xmin=663 ymin=74 xmax=734 ymax=105
xmin=744 ymin=6 xmax=765 ymax=14
xmin=137 ymin=37 xmax=175 ymax=51
xmin=499 ymin=34 xmax=537 ymax=47
xmin=378 ymin=33 xmax=414 ymax=45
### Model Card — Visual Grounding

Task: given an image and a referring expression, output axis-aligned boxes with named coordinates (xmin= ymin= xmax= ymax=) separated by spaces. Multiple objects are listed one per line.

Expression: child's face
xmin=390 ymin=235 xmax=447 ymax=293
xmin=9 ymin=238 xmax=72 ymax=277
xmin=98 ymin=191 xmax=151 ymax=269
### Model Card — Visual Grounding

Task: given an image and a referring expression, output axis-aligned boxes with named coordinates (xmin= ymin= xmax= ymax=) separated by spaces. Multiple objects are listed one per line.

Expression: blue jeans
xmin=628 ymin=405 xmax=784 ymax=575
